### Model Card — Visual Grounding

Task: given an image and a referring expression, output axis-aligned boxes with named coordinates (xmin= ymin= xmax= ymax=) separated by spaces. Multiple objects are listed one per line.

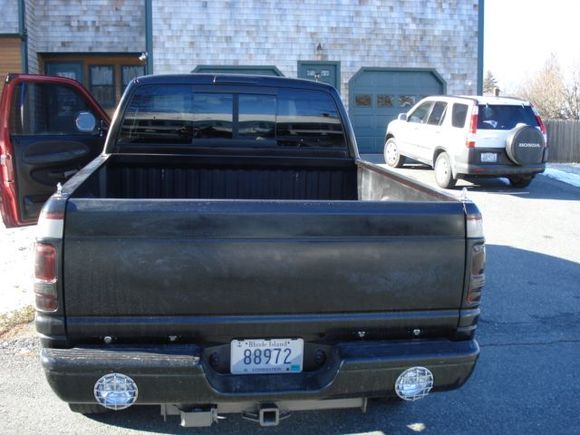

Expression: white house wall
xmin=152 ymin=0 xmax=480 ymax=101
xmin=0 ymin=0 xmax=19 ymax=33
xmin=33 ymin=0 xmax=145 ymax=53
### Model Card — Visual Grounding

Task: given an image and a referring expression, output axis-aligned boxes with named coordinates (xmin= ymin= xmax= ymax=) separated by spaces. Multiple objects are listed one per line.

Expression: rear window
xmin=117 ymin=85 xmax=346 ymax=150
xmin=477 ymin=104 xmax=538 ymax=130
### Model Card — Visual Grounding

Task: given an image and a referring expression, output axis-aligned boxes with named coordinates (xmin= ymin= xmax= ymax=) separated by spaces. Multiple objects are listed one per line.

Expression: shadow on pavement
xmin=458 ymin=175 xmax=580 ymax=201
xmin=477 ymin=244 xmax=580 ymax=345
xmin=88 ymin=400 xmax=409 ymax=434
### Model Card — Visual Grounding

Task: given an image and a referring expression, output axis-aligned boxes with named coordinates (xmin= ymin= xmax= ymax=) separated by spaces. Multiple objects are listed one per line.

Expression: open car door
xmin=0 ymin=74 xmax=109 ymax=228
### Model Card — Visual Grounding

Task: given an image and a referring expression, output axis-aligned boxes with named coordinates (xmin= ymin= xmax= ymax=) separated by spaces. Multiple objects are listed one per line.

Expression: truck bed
xmin=74 ymin=154 xmax=358 ymax=200
xmin=73 ymin=153 xmax=453 ymax=202
xmin=61 ymin=154 xmax=467 ymax=343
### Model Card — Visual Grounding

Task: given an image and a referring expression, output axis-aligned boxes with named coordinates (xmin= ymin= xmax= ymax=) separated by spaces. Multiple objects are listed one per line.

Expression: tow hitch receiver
xmin=242 ymin=404 xmax=289 ymax=427
xmin=162 ymin=405 xmax=221 ymax=427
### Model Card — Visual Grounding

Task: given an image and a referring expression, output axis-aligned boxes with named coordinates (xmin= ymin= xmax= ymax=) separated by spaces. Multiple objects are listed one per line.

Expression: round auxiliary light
xmin=394 ymin=366 xmax=434 ymax=401
xmin=94 ymin=373 xmax=138 ymax=410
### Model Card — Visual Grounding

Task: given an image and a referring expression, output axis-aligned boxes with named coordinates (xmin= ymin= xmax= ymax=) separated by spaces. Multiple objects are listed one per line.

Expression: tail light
xmin=467 ymin=244 xmax=486 ymax=304
xmin=466 ymin=106 xmax=478 ymax=148
xmin=34 ymin=243 xmax=58 ymax=312
xmin=465 ymin=209 xmax=485 ymax=305
xmin=531 ymin=105 xmax=548 ymax=141
xmin=33 ymin=194 xmax=65 ymax=312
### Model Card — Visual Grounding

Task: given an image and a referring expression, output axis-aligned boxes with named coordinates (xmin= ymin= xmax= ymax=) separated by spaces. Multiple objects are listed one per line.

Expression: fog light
xmin=94 ymin=373 xmax=138 ymax=410
xmin=395 ymin=367 xmax=433 ymax=401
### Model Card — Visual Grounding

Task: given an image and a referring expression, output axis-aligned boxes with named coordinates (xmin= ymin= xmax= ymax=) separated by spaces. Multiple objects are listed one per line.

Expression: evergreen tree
xmin=483 ymin=71 xmax=499 ymax=96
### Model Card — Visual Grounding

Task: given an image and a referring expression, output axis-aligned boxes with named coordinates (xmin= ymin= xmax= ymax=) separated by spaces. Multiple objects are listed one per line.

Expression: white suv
xmin=384 ymin=96 xmax=548 ymax=188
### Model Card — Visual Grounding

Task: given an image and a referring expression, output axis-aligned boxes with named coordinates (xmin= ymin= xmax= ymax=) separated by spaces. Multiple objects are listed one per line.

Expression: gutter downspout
xmin=477 ymin=0 xmax=484 ymax=95
xmin=18 ymin=0 xmax=28 ymax=73
xmin=145 ymin=0 xmax=153 ymax=74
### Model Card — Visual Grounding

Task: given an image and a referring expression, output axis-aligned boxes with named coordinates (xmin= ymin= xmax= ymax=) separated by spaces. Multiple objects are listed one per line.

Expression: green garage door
xmin=349 ymin=68 xmax=445 ymax=153
xmin=192 ymin=65 xmax=284 ymax=76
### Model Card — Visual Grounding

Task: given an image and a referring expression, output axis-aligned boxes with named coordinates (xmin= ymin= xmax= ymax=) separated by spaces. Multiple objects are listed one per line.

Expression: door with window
xmin=0 ymin=75 xmax=109 ymax=227
xmin=298 ymin=62 xmax=340 ymax=92
xmin=415 ymin=100 xmax=448 ymax=161
xmin=44 ymin=56 xmax=145 ymax=112
xmin=399 ymin=100 xmax=434 ymax=160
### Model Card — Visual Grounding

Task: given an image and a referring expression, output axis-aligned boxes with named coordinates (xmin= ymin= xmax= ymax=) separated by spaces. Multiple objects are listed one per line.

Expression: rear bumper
xmin=41 ymin=338 xmax=479 ymax=405
xmin=455 ymin=162 xmax=545 ymax=177
xmin=454 ymin=147 xmax=546 ymax=177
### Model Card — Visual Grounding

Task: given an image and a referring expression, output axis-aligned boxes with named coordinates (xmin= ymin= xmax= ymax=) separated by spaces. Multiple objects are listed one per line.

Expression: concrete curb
xmin=0 ymin=305 xmax=35 ymax=336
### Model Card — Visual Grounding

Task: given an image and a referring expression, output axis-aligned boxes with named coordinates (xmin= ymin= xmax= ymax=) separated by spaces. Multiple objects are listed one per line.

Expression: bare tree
xmin=517 ymin=53 xmax=567 ymax=119
xmin=562 ymin=67 xmax=580 ymax=120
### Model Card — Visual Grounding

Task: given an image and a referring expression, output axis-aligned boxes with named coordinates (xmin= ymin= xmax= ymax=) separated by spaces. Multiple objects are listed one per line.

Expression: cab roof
xmin=132 ymin=73 xmax=336 ymax=92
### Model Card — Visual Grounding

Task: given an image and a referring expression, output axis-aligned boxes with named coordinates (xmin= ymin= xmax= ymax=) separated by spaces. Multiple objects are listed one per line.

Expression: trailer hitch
xmin=241 ymin=404 xmax=290 ymax=427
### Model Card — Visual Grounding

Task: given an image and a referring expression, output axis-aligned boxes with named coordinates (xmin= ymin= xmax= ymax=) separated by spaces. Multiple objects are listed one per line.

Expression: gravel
xmin=0 ymin=322 xmax=39 ymax=356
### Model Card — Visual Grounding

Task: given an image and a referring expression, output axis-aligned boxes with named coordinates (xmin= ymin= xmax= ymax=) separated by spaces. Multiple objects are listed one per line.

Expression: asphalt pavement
xmin=0 ymin=160 xmax=579 ymax=434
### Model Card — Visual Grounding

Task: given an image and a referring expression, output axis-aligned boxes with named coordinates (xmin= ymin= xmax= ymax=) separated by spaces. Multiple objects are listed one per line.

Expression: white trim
xmin=36 ymin=218 xmax=64 ymax=239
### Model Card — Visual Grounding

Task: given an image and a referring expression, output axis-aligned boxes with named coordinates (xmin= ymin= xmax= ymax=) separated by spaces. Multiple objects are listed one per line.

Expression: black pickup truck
xmin=0 ymin=73 xmax=485 ymax=427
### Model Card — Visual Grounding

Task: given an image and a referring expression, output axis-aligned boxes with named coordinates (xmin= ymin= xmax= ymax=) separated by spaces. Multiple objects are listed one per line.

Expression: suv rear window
xmin=477 ymin=104 xmax=538 ymax=130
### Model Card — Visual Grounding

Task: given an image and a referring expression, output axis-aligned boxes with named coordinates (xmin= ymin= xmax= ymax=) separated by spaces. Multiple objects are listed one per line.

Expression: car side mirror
xmin=397 ymin=113 xmax=408 ymax=121
xmin=75 ymin=111 xmax=97 ymax=133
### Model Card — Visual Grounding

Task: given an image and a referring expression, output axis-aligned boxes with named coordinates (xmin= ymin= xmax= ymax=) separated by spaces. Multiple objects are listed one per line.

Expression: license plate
xmin=481 ymin=152 xmax=497 ymax=163
xmin=230 ymin=338 xmax=304 ymax=375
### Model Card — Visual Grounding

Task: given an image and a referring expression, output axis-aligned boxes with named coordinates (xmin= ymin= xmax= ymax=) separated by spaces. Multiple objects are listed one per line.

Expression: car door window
xmin=408 ymin=102 xmax=433 ymax=124
xmin=452 ymin=103 xmax=469 ymax=128
xmin=427 ymin=102 xmax=447 ymax=126
xmin=9 ymin=82 xmax=100 ymax=135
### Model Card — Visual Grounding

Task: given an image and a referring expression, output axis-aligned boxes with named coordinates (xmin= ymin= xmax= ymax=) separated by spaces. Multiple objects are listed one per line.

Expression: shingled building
xmin=0 ymin=0 xmax=484 ymax=152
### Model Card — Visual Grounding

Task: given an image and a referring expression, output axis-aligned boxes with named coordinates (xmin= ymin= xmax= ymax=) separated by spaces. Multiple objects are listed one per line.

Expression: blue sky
xmin=484 ymin=0 xmax=578 ymax=90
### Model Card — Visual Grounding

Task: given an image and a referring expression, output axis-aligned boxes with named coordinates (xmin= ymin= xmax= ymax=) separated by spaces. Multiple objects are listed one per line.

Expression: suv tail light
xmin=34 ymin=242 xmax=58 ymax=312
xmin=531 ymin=105 xmax=548 ymax=138
xmin=466 ymin=106 xmax=478 ymax=148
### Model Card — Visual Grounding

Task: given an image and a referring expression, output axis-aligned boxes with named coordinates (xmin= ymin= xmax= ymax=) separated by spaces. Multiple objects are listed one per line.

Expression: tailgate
xmin=63 ymin=199 xmax=466 ymax=322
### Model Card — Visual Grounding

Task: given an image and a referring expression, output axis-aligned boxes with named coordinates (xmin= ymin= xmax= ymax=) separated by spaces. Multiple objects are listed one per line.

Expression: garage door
xmin=349 ymin=68 xmax=445 ymax=153
xmin=192 ymin=65 xmax=284 ymax=76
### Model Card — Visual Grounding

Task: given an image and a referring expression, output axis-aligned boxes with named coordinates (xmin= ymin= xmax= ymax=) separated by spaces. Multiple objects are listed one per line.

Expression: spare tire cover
xmin=505 ymin=126 xmax=545 ymax=165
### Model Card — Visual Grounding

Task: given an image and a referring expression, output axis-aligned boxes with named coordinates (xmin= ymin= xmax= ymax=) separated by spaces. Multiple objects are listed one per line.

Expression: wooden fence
xmin=545 ymin=120 xmax=580 ymax=163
